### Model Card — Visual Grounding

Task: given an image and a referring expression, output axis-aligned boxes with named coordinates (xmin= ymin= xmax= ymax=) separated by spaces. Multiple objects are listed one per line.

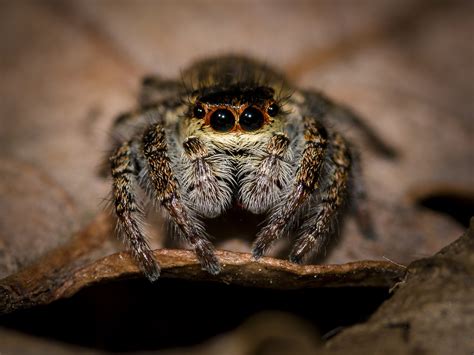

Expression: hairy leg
xmin=300 ymin=90 xmax=396 ymax=158
xmin=289 ymin=133 xmax=351 ymax=263
xmin=142 ymin=124 xmax=221 ymax=274
xmin=110 ymin=142 xmax=161 ymax=281
xmin=110 ymin=103 xmax=171 ymax=143
xmin=99 ymin=105 xmax=165 ymax=178
xmin=252 ymin=118 xmax=328 ymax=258
xmin=99 ymin=99 xmax=186 ymax=177
xmin=349 ymin=149 xmax=377 ymax=240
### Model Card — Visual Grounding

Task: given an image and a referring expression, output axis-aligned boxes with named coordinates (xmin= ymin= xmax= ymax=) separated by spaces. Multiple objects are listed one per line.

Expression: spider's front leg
xmin=300 ymin=90 xmax=379 ymax=241
xmin=289 ymin=133 xmax=351 ymax=263
xmin=142 ymin=124 xmax=221 ymax=275
xmin=110 ymin=142 xmax=161 ymax=281
xmin=252 ymin=118 xmax=328 ymax=258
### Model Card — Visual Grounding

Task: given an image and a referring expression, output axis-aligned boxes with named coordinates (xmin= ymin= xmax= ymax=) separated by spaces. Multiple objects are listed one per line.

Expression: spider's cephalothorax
xmin=108 ymin=55 xmax=389 ymax=281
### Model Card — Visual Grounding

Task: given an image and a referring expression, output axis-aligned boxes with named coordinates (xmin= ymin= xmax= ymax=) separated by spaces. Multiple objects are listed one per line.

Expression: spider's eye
xmin=239 ymin=107 xmax=264 ymax=131
xmin=193 ymin=104 xmax=206 ymax=119
xmin=267 ymin=103 xmax=279 ymax=117
xmin=210 ymin=109 xmax=235 ymax=132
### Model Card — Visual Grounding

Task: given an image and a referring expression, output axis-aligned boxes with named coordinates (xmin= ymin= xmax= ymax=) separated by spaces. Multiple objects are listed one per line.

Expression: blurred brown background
xmin=0 ymin=0 xmax=473 ymax=354
xmin=1 ymin=0 xmax=472 ymax=276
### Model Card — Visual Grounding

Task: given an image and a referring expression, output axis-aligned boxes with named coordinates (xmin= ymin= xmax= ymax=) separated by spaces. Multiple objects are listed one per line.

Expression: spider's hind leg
xmin=301 ymin=90 xmax=397 ymax=158
xmin=349 ymin=149 xmax=377 ymax=240
xmin=140 ymin=75 xmax=183 ymax=106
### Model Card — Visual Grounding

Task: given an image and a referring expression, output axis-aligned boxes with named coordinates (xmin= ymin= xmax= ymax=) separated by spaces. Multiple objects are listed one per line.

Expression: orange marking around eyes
xmin=197 ymin=101 xmax=275 ymax=133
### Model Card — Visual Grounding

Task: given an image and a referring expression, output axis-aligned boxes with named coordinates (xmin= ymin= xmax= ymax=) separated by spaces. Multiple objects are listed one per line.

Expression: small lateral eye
xmin=267 ymin=103 xmax=279 ymax=117
xmin=239 ymin=107 xmax=264 ymax=131
xmin=193 ymin=104 xmax=206 ymax=119
xmin=210 ymin=109 xmax=235 ymax=132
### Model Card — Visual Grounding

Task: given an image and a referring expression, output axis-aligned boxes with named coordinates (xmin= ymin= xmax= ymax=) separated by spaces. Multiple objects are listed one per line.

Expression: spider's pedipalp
xmin=181 ymin=136 xmax=234 ymax=218
xmin=238 ymin=133 xmax=293 ymax=214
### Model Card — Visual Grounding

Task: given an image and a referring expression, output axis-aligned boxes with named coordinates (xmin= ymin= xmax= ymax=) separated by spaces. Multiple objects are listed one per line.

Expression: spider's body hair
xmin=169 ymin=124 xmax=294 ymax=218
xmin=107 ymin=55 xmax=384 ymax=281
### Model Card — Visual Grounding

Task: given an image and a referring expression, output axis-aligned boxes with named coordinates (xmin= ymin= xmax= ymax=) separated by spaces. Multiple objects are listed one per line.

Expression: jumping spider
xmin=108 ymin=55 xmax=392 ymax=281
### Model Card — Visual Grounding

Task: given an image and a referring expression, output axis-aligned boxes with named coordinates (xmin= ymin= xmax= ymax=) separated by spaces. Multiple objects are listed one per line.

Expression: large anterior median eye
xmin=210 ymin=109 xmax=235 ymax=132
xmin=239 ymin=107 xmax=264 ymax=131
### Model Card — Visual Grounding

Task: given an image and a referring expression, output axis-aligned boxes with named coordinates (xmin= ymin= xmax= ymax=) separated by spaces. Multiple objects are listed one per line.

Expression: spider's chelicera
xmin=107 ymin=55 xmax=390 ymax=281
